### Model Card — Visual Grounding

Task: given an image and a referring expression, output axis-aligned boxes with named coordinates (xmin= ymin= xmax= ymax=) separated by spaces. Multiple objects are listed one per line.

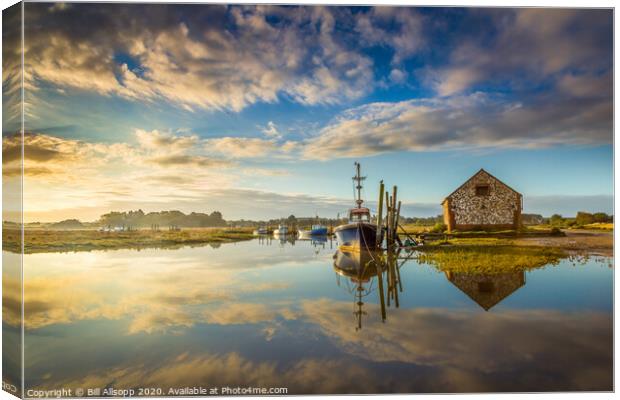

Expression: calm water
xmin=3 ymin=238 xmax=614 ymax=394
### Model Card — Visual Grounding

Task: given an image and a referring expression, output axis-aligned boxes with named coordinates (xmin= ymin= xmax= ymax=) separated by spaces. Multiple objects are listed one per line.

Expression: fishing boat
xmin=273 ymin=224 xmax=289 ymax=236
xmin=310 ymin=223 xmax=328 ymax=235
xmin=334 ymin=162 xmax=379 ymax=250
xmin=297 ymin=217 xmax=328 ymax=238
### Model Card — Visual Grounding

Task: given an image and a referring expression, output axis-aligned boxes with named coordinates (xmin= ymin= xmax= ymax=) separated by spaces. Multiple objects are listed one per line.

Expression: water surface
xmin=6 ymin=237 xmax=613 ymax=394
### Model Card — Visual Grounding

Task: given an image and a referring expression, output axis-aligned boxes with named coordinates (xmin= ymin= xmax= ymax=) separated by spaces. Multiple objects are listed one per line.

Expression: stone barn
xmin=442 ymin=169 xmax=523 ymax=232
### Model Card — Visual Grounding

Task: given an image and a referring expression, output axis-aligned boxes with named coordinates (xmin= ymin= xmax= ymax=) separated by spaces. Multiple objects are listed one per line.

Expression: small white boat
xmin=273 ymin=224 xmax=288 ymax=235
xmin=253 ymin=227 xmax=269 ymax=235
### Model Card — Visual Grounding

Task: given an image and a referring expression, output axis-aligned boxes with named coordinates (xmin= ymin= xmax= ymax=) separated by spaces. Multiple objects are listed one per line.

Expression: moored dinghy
xmin=334 ymin=162 xmax=380 ymax=250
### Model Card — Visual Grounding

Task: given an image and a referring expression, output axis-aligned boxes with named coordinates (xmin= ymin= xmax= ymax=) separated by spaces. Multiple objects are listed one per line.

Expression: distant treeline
xmin=400 ymin=215 xmax=443 ymax=226
xmin=517 ymin=212 xmax=612 ymax=226
xmin=99 ymin=210 xmax=227 ymax=228
xmin=547 ymin=211 xmax=613 ymax=228
xmin=229 ymin=215 xmax=342 ymax=228
xmin=11 ymin=210 xmax=614 ymax=230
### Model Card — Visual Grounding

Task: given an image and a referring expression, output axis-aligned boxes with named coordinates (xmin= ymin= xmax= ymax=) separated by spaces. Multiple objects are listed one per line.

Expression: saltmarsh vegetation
xmin=3 ymin=227 xmax=255 ymax=254
xmin=416 ymin=244 xmax=566 ymax=274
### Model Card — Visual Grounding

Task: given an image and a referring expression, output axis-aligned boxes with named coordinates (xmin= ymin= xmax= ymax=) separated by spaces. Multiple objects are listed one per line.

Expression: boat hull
xmin=310 ymin=227 xmax=328 ymax=235
xmin=298 ymin=228 xmax=328 ymax=239
xmin=334 ymin=222 xmax=378 ymax=250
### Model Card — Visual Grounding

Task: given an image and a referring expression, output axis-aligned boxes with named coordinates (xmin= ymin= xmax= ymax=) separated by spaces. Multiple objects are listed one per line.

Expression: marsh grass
xmin=3 ymin=228 xmax=255 ymax=254
xmin=416 ymin=245 xmax=566 ymax=273
xmin=582 ymin=223 xmax=614 ymax=231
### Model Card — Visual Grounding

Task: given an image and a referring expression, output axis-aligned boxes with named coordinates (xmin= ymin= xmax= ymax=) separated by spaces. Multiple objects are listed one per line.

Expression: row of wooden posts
xmin=376 ymin=180 xmax=402 ymax=249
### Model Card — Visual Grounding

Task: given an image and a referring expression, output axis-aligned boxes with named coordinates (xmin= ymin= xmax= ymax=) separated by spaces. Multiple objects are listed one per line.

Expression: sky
xmin=1 ymin=3 xmax=613 ymax=222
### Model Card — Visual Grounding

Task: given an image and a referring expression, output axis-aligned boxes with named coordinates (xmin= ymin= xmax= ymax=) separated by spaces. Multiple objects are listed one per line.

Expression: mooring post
xmin=387 ymin=194 xmax=393 ymax=246
xmin=394 ymin=200 xmax=402 ymax=245
xmin=389 ymin=186 xmax=397 ymax=247
xmin=376 ymin=180 xmax=384 ymax=248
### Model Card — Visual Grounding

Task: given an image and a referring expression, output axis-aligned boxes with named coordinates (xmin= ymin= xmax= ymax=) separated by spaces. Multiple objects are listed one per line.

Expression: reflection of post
xmin=390 ymin=250 xmax=399 ymax=308
xmin=375 ymin=255 xmax=387 ymax=322
xmin=396 ymin=248 xmax=404 ymax=292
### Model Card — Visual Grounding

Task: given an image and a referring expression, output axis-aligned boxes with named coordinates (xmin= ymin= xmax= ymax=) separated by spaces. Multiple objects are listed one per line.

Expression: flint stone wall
xmin=445 ymin=170 xmax=521 ymax=228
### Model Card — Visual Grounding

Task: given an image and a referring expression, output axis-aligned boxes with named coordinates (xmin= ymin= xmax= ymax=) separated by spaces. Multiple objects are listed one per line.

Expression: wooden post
xmin=388 ymin=186 xmax=397 ymax=248
xmin=394 ymin=200 xmax=402 ymax=246
xmin=391 ymin=186 xmax=398 ymax=232
xmin=387 ymin=194 xmax=393 ymax=246
xmin=376 ymin=180 xmax=384 ymax=248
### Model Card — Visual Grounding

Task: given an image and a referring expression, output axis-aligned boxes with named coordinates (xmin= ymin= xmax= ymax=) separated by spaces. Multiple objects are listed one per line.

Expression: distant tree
xmin=592 ymin=212 xmax=611 ymax=223
xmin=521 ymin=214 xmax=544 ymax=225
xmin=549 ymin=214 xmax=564 ymax=226
xmin=98 ymin=209 xmax=227 ymax=228
xmin=50 ymin=219 xmax=84 ymax=229
xmin=575 ymin=212 xmax=595 ymax=226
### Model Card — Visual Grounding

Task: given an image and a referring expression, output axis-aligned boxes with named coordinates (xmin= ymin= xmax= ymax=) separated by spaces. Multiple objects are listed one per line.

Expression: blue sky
xmin=2 ymin=4 xmax=613 ymax=221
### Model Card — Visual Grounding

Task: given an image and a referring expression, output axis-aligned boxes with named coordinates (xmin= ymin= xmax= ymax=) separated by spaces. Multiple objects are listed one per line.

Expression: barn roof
xmin=441 ymin=168 xmax=522 ymax=205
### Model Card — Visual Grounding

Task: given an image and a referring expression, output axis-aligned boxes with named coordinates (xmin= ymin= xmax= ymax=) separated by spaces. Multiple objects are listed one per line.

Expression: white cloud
xmin=427 ymin=9 xmax=612 ymax=96
xmin=355 ymin=7 xmax=424 ymax=64
xmin=302 ymin=92 xmax=612 ymax=160
xmin=134 ymin=129 xmax=199 ymax=152
xmin=205 ymin=137 xmax=297 ymax=159
xmin=297 ymin=298 xmax=612 ymax=391
xmin=22 ymin=5 xmax=377 ymax=112
xmin=3 ymin=131 xmax=236 ymax=221
xmin=556 ymin=72 xmax=612 ymax=99
xmin=389 ymin=68 xmax=408 ymax=84
xmin=432 ymin=67 xmax=481 ymax=97
xmin=261 ymin=121 xmax=281 ymax=139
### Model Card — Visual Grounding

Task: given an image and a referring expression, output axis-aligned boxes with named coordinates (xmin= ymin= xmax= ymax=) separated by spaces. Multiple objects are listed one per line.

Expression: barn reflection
xmin=445 ymin=271 xmax=526 ymax=311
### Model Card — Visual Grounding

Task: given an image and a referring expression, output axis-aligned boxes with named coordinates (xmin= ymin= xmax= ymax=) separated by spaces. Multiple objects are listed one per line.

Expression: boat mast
xmin=353 ymin=162 xmax=366 ymax=209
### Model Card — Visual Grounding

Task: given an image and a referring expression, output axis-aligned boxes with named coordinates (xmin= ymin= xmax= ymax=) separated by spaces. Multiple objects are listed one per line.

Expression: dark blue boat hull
xmin=334 ymin=222 xmax=379 ymax=249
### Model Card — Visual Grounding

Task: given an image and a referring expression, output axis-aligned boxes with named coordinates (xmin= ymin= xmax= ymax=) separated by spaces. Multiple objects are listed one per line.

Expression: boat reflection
xmin=275 ymin=233 xmax=296 ymax=246
xmin=332 ymin=248 xmax=528 ymax=328
xmin=333 ymin=249 xmax=409 ymax=330
xmin=263 ymin=233 xmax=297 ymax=246
xmin=258 ymin=234 xmax=333 ymax=254
xmin=444 ymin=270 xmax=526 ymax=311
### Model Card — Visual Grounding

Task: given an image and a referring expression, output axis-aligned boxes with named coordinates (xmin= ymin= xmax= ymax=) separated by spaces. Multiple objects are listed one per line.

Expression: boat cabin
xmin=349 ymin=207 xmax=371 ymax=222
